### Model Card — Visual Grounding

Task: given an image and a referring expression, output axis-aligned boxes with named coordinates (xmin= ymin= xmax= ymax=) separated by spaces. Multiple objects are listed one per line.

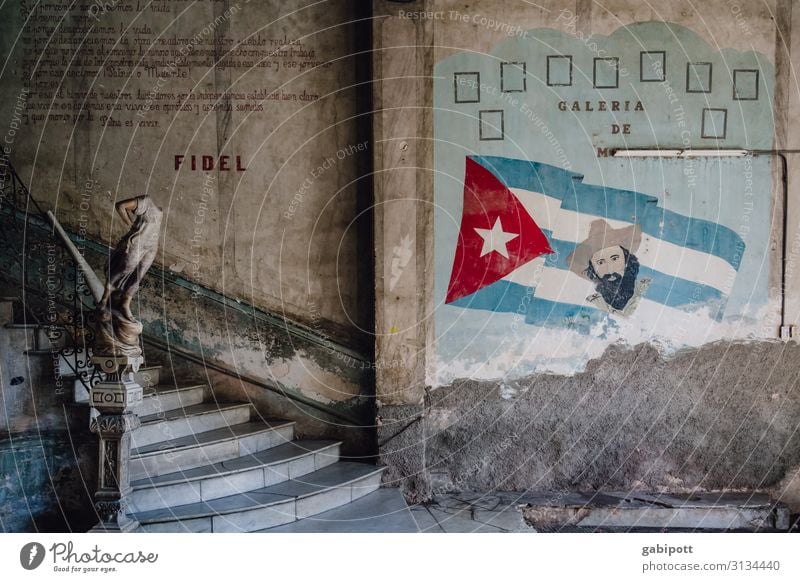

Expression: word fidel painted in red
xmin=174 ymin=155 xmax=247 ymax=172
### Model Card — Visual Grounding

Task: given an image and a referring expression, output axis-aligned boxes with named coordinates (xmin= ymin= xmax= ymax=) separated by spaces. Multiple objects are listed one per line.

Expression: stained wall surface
xmin=0 ymin=0 xmax=371 ymax=347
xmin=373 ymin=0 xmax=800 ymax=507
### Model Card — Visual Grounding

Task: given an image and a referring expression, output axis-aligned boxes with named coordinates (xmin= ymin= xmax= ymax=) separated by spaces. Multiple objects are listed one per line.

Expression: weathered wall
xmin=0 ymin=300 xmax=96 ymax=532
xmin=0 ymin=0 xmax=371 ymax=348
xmin=0 ymin=0 xmax=376 ymax=429
xmin=374 ymin=0 xmax=800 ymax=506
xmin=433 ymin=13 xmax=777 ymax=379
xmin=0 ymin=431 xmax=97 ymax=533
xmin=425 ymin=343 xmax=800 ymax=494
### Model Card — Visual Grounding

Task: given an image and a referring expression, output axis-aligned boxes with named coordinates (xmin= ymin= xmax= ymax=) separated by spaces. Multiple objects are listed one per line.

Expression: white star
xmin=474 ymin=217 xmax=518 ymax=258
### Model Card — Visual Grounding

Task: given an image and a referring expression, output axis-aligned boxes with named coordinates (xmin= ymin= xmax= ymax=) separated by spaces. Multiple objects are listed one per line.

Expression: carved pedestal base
xmin=91 ymin=495 xmax=139 ymax=533
xmin=89 ymin=355 xmax=143 ymax=533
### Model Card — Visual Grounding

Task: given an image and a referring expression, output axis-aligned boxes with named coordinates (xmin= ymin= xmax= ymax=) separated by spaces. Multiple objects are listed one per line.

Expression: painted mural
xmin=434 ymin=21 xmax=775 ymax=382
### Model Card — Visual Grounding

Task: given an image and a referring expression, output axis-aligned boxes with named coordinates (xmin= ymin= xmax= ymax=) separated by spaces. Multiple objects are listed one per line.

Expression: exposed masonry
xmin=381 ymin=342 xmax=800 ymax=507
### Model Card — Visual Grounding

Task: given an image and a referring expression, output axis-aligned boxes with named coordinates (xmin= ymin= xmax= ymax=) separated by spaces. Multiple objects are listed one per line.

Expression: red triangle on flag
xmin=445 ymin=157 xmax=554 ymax=304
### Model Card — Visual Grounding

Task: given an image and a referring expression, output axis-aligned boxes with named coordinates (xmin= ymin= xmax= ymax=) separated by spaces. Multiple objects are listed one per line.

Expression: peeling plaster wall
xmin=373 ymin=0 xmax=800 ymax=506
xmin=380 ymin=341 xmax=800 ymax=504
xmin=0 ymin=431 xmax=97 ymax=533
xmin=0 ymin=0 xmax=371 ymax=347
xmin=424 ymin=343 xmax=800 ymax=494
xmin=0 ymin=1 xmax=375 ymax=443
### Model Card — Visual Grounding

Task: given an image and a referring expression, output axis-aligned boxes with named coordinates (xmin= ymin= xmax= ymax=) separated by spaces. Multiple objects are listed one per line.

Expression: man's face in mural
xmin=586 ymin=245 xmax=640 ymax=310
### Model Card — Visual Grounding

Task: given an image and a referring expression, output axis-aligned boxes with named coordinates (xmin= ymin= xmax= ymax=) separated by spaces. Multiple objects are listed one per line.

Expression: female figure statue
xmin=94 ymin=195 xmax=163 ymax=357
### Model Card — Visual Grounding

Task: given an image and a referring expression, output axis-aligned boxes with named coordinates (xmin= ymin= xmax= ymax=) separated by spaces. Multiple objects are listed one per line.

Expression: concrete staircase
xmin=121 ymin=365 xmax=385 ymax=532
xmin=2 ymin=296 xmax=386 ymax=532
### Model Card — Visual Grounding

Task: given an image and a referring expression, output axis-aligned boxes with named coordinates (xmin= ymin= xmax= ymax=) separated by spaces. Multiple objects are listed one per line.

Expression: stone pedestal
xmin=89 ymin=355 xmax=144 ymax=533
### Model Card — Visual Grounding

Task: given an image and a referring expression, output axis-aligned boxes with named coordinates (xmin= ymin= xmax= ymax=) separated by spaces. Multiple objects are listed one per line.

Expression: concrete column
xmin=373 ymin=1 xmax=434 ymax=406
xmin=372 ymin=0 xmax=435 ymax=501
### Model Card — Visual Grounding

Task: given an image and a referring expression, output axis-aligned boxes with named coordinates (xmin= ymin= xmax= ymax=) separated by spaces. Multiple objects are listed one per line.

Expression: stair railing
xmin=1 ymin=160 xmax=145 ymax=532
xmin=0 ymin=160 xmax=104 ymax=399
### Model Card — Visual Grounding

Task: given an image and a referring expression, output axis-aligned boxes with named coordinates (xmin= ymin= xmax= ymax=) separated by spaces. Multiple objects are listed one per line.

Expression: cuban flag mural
xmin=445 ymin=156 xmax=745 ymax=334
xmin=432 ymin=21 xmax=775 ymax=380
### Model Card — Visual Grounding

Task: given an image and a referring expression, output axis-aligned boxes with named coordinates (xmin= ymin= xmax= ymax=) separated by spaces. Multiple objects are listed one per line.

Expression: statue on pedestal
xmin=95 ymin=195 xmax=163 ymax=357
xmin=47 ymin=194 xmax=163 ymax=531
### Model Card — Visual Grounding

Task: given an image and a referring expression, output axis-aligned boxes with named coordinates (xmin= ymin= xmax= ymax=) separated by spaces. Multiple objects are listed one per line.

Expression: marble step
xmin=130 ymin=419 xmax=295 ymax=481
xmin=20 ymin=336 xmax=157 ymax=385
xmin=130 ymin=440 xmax=341 ymax=512
xmin=135 ymin=462 xmax=385 ymax=533
xmin=0 ymin=299 xmax=15 ymax=324
xmin=134 ymin=383 xmax=207 ymax=417
xmin=261 ymin=487 xmax=419 ymax=533
xmin=132 ymin=402 xmax=253 ymax=448
xmin=134 ymin=366 xmax=160 ymax=388
xmin=5 ymin=323 xmax=67 ymax=351
xmin=3 ymin=324 xmax=37 ymax=351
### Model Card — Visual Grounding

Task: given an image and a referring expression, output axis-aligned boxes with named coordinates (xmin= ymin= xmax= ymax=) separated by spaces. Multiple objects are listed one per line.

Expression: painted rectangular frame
xmin=501 ymin=62 xmax=527 ymax=93
xmin=593 ymin=57 xmax=620 ymax=89
xmin=453 ymin=71 xmax=481 ymax=103
xmin=640 ymin=51 xmax=666 ymax=82
xmin=546 ymin=55 xmax=573 ymax=87
xmin=478 ymin=109 xmax=505 ymax=141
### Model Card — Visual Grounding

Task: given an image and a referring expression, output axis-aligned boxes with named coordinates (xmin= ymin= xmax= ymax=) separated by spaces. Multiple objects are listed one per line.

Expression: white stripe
xmin=506 ymin=265 xmax=595 ymax=306
xmin=510 ymin=188 xmax=736 ymax=294
xmin=504 ymin=265 xmax=700 ymax=326
xmin=502 ymin=256 xmax=547 ymax=287
xmin=509 ymin=188 xmax=561 ymax=232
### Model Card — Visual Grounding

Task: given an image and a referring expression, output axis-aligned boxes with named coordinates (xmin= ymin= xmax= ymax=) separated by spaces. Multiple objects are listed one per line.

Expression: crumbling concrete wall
xmin=381 ymin=341 xmax=800 ymax=503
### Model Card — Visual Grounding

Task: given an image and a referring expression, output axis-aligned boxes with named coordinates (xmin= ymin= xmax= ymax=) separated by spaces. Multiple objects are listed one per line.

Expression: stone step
xmin=0 ymin=298 xmax=15 ymax=324
xmin=2 ymin=323 xmax=64 ymax=351
xmin=134 ymin=462 xmax=385 ymax=532
xmin=130 ymin=419 xmax=295 ymax=481
xmin=134 ymin=383 xmax=207 ymax=417
xmin=130 ymin=440 xmax=341 ymax=512
xmin=260 ymin=487 xmax=419 ymax=533
xmin=24 ymin=342 xmax=157 ymax=388
xmin=134 ymin=366 xmax=160 ymax=388
xmin=132 ymin=402 xmax=253 ymax=449
xmin=3 ymin=324 xmax=36 ymax=351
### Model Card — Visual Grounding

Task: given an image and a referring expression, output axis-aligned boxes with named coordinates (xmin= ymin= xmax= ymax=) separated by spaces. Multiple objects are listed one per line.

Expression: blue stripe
xmin=561 ymin=183 xmax=745 ymax=270
xmin=449 ymin=279 xmax=608 ymax=335
xmin=449 ymin=234 xmax=726 ymax=324
xmin=469 ymin=155 xmax=745 ymax=270
xmin=471 ymin=155 xmax=582 ymax=199
xmin=544 ymin=233 xmax=726 ymax=314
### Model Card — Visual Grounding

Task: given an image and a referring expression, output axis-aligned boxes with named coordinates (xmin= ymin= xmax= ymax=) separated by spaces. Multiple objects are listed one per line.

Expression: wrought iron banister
xmin=45 ymin=210 xmax=104 ymax=303
xmin=0 ymin=160 xmax=104 ymax=395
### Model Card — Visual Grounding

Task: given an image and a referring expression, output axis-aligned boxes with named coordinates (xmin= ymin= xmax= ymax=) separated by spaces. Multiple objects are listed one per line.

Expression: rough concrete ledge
xmin=518 ymin=491 xmax=792 ymax=532
xmin=406 ymin=491 xmax=794 ymax=533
